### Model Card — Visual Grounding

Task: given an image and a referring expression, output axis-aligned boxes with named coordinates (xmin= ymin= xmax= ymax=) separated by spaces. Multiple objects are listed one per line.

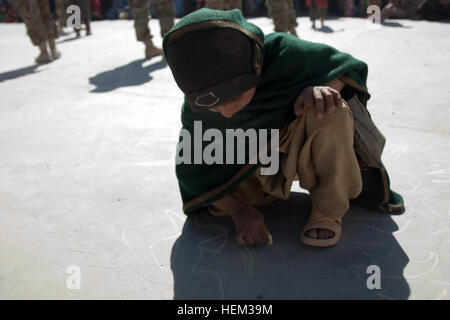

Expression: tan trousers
xmin=209 ymin=102 xmax=363 ymax=219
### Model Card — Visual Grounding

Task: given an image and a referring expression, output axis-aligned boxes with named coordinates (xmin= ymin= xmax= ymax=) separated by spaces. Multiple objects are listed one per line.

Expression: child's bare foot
xmin=229 ymin=205 xmax=270 ymax=246
xmin=211 ymin=194 xmax=271 ymax=246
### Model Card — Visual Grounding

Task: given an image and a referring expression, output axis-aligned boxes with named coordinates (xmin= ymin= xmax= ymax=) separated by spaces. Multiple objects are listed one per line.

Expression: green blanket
xmin=163 ymin=9 xmax=403 ymax=215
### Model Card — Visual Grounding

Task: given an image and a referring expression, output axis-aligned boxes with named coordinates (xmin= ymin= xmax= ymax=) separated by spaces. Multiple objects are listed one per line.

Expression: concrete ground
xmin=0 ymin=17 xmax=449 ymax=300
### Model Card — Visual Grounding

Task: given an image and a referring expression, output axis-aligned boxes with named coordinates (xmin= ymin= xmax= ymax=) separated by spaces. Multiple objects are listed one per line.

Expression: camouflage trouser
xmin=205 ymin=0 xmax=241 ymax=10
xmin=55 ymin=0 xmax=70 ymax=29
xmin=16 ymin=0 xmax=55 ymax=46
xmin=224 ymin=0 xmax=242 ymax=11
xmin=204 ymin=0 xmax=224 ymax=10
xmin=266 ymin=0 xmax=297 ymax=32
xmin=130 ymin=0 xmax=175 ymax=41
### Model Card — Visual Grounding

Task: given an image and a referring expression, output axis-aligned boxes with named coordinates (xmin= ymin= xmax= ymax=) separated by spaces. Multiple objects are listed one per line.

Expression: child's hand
xmin=293 ymin=86 xmax=343 ymax=119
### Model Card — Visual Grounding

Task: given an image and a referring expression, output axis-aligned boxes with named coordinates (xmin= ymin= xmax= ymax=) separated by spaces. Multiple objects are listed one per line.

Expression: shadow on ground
xmin=381 ymin=21 xmax=411 ymax=28
xmin=88 ymin=58 xmax=167 ymax=92
xmin=171 ymin=192 xmax=410 ymax=300
xmin=0 ymin=64 xmax=40 ymax=83
xmin=316 ymin=25 xmax=335 ymax=33
xmin=56 ymin=36 xmax=80 ymax=44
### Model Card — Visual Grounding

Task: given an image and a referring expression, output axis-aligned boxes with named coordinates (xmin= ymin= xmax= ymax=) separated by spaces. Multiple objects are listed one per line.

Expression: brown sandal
xmin=300 ymin=209 xmax=342 ymax=247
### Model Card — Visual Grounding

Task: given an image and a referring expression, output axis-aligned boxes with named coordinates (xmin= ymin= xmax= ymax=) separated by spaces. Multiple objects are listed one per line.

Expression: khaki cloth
xmin=209 ymin=100 xmax=364 ymax=219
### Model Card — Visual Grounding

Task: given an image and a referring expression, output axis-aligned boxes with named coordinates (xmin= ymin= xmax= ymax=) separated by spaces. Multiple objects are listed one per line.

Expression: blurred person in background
xmin=343 ymin=0 xmax=355 ymax=16
xmin=55 ymin=0 xmax=69 ymax=34
xmin=90 ymin=0 xmax=102 ymax=19
xmin=266 ymin=0 xmax=298 ymax=36
xmin=130 ymin=0 xmax=175 ymax=59
xmin=203 ymin=0 xmax=242 ymax=10
xmin=224 ymin=0 xmax=242 ymax=11
xmin=381 ymin=0 xmax=425 ymax=20
xmin=0 ymin=0 xmax=8 ymax=22
xmin=183 ymin=0 xmax=197 ymax=15
xmin=73 ymin=0 xmax=92 ymax=36
xmin=419 ymin=0 xmax=450 ymax=20
xmin=16 ymin=0 xmax=61 ymax=63
xmin=306 ymin=0 xmax=328 ymax=29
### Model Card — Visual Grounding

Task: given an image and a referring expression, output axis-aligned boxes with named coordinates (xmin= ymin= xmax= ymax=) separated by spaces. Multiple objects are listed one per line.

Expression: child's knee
xmin=329 ymin=105 xmax=353 ymax=125
xmin=305 ymin=104 xmax=353 ymax=128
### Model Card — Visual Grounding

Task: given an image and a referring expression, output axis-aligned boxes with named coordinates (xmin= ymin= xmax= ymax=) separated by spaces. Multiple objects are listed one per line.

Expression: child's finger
xmin=243 ymin=233 xmax=255 ymax=246
xmin=253 ymin=231 xmax=265 ymax=246
xmin=259 ymin=229 xmax=270 ymax=245
xmin=312 ymin=87 xmax=324 ymax=119
xmin=303 ymin=88 xmax=314 ymax=110
xmin=329 ymin=88 xmax=343 ymax=107
xmin=321 ymin=88 xmax=335 ymax=114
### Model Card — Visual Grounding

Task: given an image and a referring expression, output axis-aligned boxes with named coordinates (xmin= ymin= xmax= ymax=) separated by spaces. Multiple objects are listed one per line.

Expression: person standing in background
xmin=90 ymin=0 xmax=102 ymax=20
xmin=381 ymin=0 xmax=424 ymax=20
xmin=306 ymin=0 xmax=328 ymax=29
xmin=72 ymin=0 xmax=91 ymax=37
xmin=100 ymin=0 xmax=113 ymax=18
xmin=17 ymin=0 xmax=61 ymax=63
xmin=204 ymin=0 xmax=241 ymax=10
xmin=204 ymin=0 xmax=223 ymax=9
xmin=224 ymin=0 xmax=242 ymax=11
xmin=0 ymin=0 xmax=8 ymax=22
xmin=55 ymin=0 xmax=69 ymax=35
xmin=183 ymin=0 xmax=197 ymax=15
xmin=130 ymin=0 xmax=175 ymax=59
xmin=152 ymin=0 xmax=175 ymax=36
xmin=266 ymin=0 xmax=298 ymax=36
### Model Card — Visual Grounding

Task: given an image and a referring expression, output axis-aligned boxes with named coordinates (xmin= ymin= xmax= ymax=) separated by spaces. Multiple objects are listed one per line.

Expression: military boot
xmin=288 ymin=27 xmax=298 ymax=37
xmin=35 ymin=42 xmax=52 ymax=64
xmin=144 ymin=39 xmax=163 ymax=60
xmin=49 ymin=38 xmax=61 ymax=60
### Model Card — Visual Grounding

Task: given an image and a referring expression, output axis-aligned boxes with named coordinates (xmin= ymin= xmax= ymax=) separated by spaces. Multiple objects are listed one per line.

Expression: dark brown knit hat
xmin=164 ymin=23 xmax=262 ymax=112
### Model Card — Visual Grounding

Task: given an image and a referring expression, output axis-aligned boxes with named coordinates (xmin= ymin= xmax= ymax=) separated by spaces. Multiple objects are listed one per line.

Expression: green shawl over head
xmin=163 ymin=9 xmax=370 ymax=214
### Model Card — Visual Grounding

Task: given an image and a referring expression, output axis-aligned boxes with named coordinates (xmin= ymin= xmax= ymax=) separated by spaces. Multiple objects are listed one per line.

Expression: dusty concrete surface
xmin=0 ymin=17 xmax=449 ymax=300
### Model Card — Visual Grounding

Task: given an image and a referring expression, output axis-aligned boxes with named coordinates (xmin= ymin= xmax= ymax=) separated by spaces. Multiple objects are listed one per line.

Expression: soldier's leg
xmin=381 ymin=3 xmax=408 ymax=19
xmin=55 ymin=0 xmax=65 ymax=33
xmin=80 ymin=0 xmax=92 ymax=35
xmin=287 ymin=0 xmax=298 ymax=36
xmin=130 ymin=0 xmax=163 ymax=59
xmin=130 ymin=0 xmax=152 ymax=42
xmin=39 ymin=0 xmax=60 ymax=59
xmin=17 ymin=0 xmax=52 ymax=63
xmin=319 ymin=7 xmax=327 ymax=27
xmin=204 ymin=0 xmax=225 ymax=10
xmin=309 ymin=1 xmax=317 ymax=28
xmin=266 ymin=0 xmax=288 ymax=33
xmin=151 ymin=0 xmax=175 ymax=37
xmin=224 ymin=0 xmax=242 ymax=11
